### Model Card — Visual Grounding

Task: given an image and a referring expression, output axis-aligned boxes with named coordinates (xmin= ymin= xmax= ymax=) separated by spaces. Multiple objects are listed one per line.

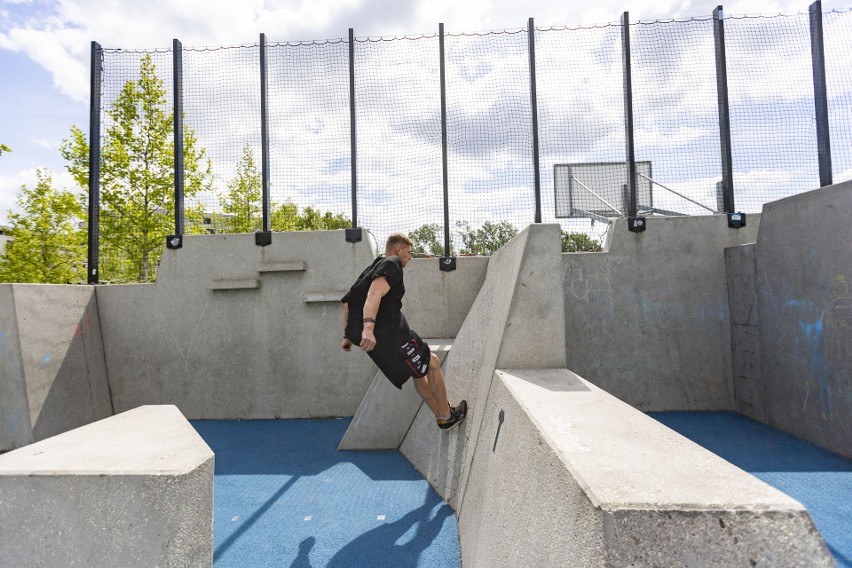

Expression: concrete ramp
xmin=338 ymin=339 xmax=454 ymax=450
xmin=399 ymin=223 xmax=567 ymax=508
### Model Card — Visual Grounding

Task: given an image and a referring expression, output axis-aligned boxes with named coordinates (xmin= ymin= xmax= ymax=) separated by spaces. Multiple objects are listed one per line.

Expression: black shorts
xmin=368 ymin=331 xmax=431 ymax=389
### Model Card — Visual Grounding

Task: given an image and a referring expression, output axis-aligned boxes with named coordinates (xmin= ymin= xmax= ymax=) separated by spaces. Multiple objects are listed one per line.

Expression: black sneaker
xmin=437 ymin=400 xmax=468 ymax=430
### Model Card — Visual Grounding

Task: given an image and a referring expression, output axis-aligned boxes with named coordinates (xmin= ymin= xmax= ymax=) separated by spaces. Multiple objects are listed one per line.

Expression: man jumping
xmin=341 ymin=232 xmax=467 ymax=430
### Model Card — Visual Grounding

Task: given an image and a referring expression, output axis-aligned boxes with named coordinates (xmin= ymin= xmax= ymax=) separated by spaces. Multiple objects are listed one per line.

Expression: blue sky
xmin=1 ymin=0 xmax=850 ymax=227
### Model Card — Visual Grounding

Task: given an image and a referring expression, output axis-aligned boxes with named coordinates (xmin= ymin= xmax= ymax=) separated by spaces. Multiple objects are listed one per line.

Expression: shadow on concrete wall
xmin=30 ymin=294 xmax=112 ymax=442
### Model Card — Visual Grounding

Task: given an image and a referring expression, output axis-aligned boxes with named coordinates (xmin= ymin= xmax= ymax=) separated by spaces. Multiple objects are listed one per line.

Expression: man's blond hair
xmin=386 ymin=232 xmax=413 ymax=253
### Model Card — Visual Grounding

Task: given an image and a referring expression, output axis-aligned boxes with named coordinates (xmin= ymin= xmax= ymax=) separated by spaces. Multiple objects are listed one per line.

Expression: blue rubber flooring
xmin=649 ymin=412 xmax=852 ymax=568
xmin=191 ymin=418 xmax=461 ymax=568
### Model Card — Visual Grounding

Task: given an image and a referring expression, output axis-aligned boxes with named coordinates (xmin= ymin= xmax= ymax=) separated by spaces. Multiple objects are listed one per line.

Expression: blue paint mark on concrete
xmin=191 ymin=419 xmax=460 ymax=568
xmin=787 ymin=299 xmax=807 ymax=308
xmin=801 ymin=318 xmax=832 ymax=417
xmin=41 ymin=354 xmax=51 ymax=365
xmin=650 ymin=412 xmax=852 ymax=568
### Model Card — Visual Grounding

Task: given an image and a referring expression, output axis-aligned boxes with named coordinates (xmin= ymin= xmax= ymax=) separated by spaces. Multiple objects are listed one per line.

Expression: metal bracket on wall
xmin=628 ymin=217 xmax=646 ymax=233
xmin=255 ymin=231 xmax=272 ymax=246
xmin=727 ymin=212 xmax=746 ymax=229
xmin=166 ymin=235 xmax=183 ymax=249
xmin=345 ymin=228 xmax=363 ymax=243
xmin=439 ymin=256 xmax=456 ymax=272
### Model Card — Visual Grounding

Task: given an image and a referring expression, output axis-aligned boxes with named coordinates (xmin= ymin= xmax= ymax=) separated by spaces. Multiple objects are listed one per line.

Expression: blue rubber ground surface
xmin=191 ymin=418 xmax=460 ymax=568
xmin=649 ymin=412 xmax=852 ymax=568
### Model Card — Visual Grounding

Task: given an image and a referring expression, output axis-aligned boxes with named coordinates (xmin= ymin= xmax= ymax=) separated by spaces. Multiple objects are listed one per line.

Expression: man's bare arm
xmin=341 ymin=302 xmax=352 ymax=351
xmin=360 ymin=276 xmax=390 ymax=352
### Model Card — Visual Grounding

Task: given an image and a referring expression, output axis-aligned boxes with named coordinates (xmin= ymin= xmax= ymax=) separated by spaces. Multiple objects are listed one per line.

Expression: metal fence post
xmin=345 ymin=28 xmax=363 ymax=244
xmin=88 ymin=41 xmax=102 ymax=283
xmin=810 ymin=0 xmax=833 ymax=187
xmin=438 ymin=23 xmax=455 ymax=270
xmin=167 ymin=38 xmax=185 ymax=250
xmin=528 ymin=18 xmax=542 ymax=224
xmin=621 ymin=12 xmax=642 ymax=231
xmin=257 ymin=33 xmax=272 ymax=245
xmin=349 ymin=28 xmax=358 ymax=228
xmin=713 ymin=6 xmax=735 ymax=213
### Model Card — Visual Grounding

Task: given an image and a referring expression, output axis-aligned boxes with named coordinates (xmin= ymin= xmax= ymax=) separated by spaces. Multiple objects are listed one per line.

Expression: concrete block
xmin=305 ymin=291 xmax=348 ymax=303
xmin=563 ymin=214 xmax=760 ymax=411
xmin=0 ymin=284 xmax=111 ymax=452
xmin=457 ymin=368 xmax=833 ymax=567
xmin=259 ymin=261 xmax=307 ymax=272
xmin=400 ymin=224 xmax=566 ymax=509
xmin=338 ymin=340 xmax=454 ymax=450
xmin=209 ymin=277 xmax=260 ymax=290
xmin=0 ymin=405 xmax=214 ymax=567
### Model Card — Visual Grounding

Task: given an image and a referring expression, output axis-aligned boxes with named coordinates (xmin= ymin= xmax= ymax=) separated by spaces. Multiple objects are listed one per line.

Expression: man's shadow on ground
xmin=289 ymin=497 xmax=456 ymax=568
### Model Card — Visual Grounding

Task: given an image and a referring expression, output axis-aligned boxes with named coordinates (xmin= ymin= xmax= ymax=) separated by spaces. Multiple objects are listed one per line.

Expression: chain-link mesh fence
xmin=92 ymin=9 xmax=852 ymax=280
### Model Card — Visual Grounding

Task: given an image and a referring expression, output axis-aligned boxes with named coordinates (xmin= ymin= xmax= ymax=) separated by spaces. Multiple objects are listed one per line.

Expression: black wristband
xmin=363 ymin=317 xmax=376 ymax=324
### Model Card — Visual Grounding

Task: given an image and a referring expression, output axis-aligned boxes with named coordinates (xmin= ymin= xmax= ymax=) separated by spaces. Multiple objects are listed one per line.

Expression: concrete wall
xmin=0 ymin=405 xmax=214 ymax=567
xmin=563 ymin=214 xmax=760 ymax=411
xmin=403 ymin=256 xmax=489 ymax=338
xmin=726 ymin=243 xmax=765 ymax=421
xmin=0 ymin=284 xmax=111 ymax=452
xmin=94 ymin=230 xmax=488 ymax=420
xmin=731 ymin=180 xmax=852 ymax=458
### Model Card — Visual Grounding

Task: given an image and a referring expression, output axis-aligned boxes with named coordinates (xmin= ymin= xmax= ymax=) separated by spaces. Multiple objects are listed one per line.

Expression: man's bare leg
xmin=412 ymin=376 xmax=441 ymax=417
xmin=427 ymin=353 xmax=452 ymax=417
xmin=412 ymin=353 xmax=452 ymax=418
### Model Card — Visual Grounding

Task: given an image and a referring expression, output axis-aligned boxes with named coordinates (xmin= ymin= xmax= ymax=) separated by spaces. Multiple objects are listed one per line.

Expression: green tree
xmin=270 ymin=202 xmax=350 ymax=232
xmin=561 ymin=231 xmax=602 ymax=253
xmin=61 ymin=54 xmax=211 ymax=283
xmin=408 ymin=223 xmax=446 ymax=256
xmin=0 ymin=144 xmax=10 ymax=157
xmin=0 ymin=169 xmax=86 ymax=283
xmin=457 ymin=220 xmax=517 ymax=255
xmin=221 ymin=145 xmax=262 ymax=233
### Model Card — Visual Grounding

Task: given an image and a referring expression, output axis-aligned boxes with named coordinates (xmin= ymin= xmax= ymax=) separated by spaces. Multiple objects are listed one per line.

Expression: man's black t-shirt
xmin=341 ymin=255 xmax=430 ymax=388
xmin=341 ymin=255 xmax=406 ymax=338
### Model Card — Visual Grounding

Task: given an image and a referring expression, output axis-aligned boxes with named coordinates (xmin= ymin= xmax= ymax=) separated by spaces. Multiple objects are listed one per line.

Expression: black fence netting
xmin=353 ymin=34 xmax=444 ymax=249
xmin=823 ymin=9 xmax=852 ymax=182
xmin=183 ymin=44 xmax=261 ymax=235
xmin=91 ymin=9 xmax=852 ymax=281
xmin=537 ymin=23 xmax=625 ymax=239
xmin=267 ymin=40 xmax=351 ymax=231
xmin=726 ymin=13 xmax=821 ymax=212
xmin=443 ymin=29 xmax=536 ymax=253
xmin=99 ymin=48 xmax=174 ymax=283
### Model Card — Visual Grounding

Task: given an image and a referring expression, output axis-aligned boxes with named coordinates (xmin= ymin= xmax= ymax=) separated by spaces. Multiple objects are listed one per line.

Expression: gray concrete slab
xmin=0 ymin=405 xmax=214 ymax=567
xmin=0 ymin=284 xmax=111 ymax=452
xmin=754 ymin=180 xmax=852 ymax=458
xmin=563 ymin=214 xmax=760 ymax=411
xmin=337 ymin=340 xmax=454 ymax=450
xmin=458 ymin=369 xmax=833 ymax=567
xmin=399 ymin=224 xmax=566 ymax=509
